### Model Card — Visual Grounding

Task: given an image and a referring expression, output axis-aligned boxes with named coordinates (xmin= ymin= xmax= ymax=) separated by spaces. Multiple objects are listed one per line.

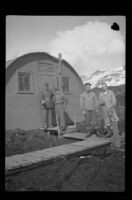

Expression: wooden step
xmin=47 ymin=125 xmax=77 ymax=132
xmin=47 ymin=126 xmax=59 ymax=131
xmin=65 ymin=126 xmax=77 ymax=133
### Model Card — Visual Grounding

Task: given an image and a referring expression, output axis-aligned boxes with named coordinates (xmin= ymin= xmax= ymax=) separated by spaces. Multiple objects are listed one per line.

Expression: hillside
xmin=81 ymin=66 xmax=125 ymax=88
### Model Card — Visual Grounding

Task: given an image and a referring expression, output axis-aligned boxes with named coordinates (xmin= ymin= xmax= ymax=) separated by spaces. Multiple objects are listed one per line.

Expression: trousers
xmin=111 ymin=121 xmax=121 ymax=148
xmin=55 ymin=104 xmax=65 ymax=129
xmin=102 ymin=106 xmax=119 ymax=127
xmin=84 ymin=110 xmax=98 ymax=129
xmin=101 ymin=106 xmax=120 ymax=148
xmin=42 ymin=108 xmax=53 ymax=128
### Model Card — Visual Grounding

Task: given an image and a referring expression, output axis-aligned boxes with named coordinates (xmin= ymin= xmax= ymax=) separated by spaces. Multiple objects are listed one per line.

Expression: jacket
xmin=99 ymin=90 xmax=116 ymax=109
xmin=41 ymin=89 xmax=54 ymax=109
xmin=80 ymin=91 xmax=98 ymax=111
xmin=53 ymin=91 xmax=67 ymax=105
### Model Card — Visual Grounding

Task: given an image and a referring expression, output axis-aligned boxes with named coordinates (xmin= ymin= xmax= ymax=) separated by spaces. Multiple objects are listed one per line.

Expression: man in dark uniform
xmin=41 ymin=83 xmax=54 ymax=129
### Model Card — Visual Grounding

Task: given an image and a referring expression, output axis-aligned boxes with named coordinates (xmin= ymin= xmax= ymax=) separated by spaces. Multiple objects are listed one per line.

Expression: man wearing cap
xmin=53 ymin=87 xmax=67 ymax=134
xmin=99 ymin=82 xmax=121 ymax=148
xmin=80 ymin=83 xmax=100 ymax=136
xmin=41 ymin=83 xmax=54 ymax=129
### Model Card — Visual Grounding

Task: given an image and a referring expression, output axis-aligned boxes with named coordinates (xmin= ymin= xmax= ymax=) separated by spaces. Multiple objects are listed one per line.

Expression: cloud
xmin=108 ymin=38 xmax=125 ymax=53
xmin=48 ymin=21 xmax=125 ymax=74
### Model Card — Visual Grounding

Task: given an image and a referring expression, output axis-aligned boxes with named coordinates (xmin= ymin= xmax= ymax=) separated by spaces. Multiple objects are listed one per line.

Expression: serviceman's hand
xmin=83 ymin=110 xmax=86 ymax=115
xmin=42 ymin=100 xmax=45 ymax=104
xmin=111 ymin=104 xmax=115 ymax=109
xmin=65 ymin=99 xmax=68 ymax=106
xmin=99 ymin=101 xmax=105 ymax=106
xmin=107 ymin=107 xmax=113 ymax=113
xmin=96 ymin=109 xmax=99 ymax=114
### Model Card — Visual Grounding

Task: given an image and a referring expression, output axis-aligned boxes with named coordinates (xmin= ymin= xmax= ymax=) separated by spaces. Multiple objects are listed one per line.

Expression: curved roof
xmin=6 ymin=52 xmax=84 ymax=89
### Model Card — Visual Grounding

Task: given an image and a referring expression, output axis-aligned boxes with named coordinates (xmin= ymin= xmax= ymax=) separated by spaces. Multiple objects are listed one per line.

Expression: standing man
xmin=99 ymin=82 xmax=121 ymax=148
xmin=80 ymin=83 xmax=100 ymax=136
xmin=53 ymin=87 xmax=67 ymax=134
xmin=41 ymin=83 xmax=54 ymax=129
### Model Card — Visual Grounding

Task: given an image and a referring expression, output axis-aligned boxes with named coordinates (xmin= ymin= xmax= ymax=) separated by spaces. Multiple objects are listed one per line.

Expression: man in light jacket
xmin=99 ymin=82 xmax=121 ymax=148
xmin=53 ymin=87 xmax=68 ymax=134
xmin=80 ymin=83 xmax=100 ymax=136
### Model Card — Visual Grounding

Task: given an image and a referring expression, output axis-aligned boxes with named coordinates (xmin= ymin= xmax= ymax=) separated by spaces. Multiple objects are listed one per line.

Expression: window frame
xmin=17 ymin=71 xmax=34 ymax=94
xmin=62 ymin=76 xmax=72 ymax=94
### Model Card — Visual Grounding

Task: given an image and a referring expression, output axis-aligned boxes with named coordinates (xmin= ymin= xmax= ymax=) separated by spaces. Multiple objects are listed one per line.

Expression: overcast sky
xmin=6 ymin=16 xmax=125 ymax=76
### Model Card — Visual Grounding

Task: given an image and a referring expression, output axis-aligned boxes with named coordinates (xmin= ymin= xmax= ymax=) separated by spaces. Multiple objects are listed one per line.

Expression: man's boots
xmin=94 ymin=128 xmax=102 ymax=137
xmin=105 ymin=126 xmax=113 ymax=138
xmin=86 ymin=127 xmax=101 ymax=137
xmin=86 ymin=126 xmax=93 ymax=137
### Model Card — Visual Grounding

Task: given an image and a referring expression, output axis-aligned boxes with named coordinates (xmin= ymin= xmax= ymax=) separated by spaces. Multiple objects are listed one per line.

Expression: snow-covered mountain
xmin=81 ymin=66 xmax=125 ymax=88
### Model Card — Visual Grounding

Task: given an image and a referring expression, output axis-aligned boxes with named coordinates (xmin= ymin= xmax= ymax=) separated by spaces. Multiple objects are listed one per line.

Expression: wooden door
xmin=39 ymin=73 xmax=57 ymax=91
xmin=39 ymin=73 xmax=57 ymax=126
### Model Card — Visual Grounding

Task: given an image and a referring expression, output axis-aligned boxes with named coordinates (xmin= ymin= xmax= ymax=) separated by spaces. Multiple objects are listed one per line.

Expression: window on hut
xmin=62 ymin=77 xmax=70 ymax=92
xmin=18 ymin=72 xmax=34 ymax=93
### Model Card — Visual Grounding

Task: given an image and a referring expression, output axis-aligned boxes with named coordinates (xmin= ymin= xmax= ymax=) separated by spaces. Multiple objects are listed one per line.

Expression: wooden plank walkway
xmin=5 ymin=135 xmax=112 ymax=173
xmin=63 ymin=132 xmax=88 ymax=140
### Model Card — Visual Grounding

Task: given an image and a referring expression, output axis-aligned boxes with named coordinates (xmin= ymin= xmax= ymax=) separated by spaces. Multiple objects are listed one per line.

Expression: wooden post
xmin=73 ymin=116 xmax=77 ymax=128
xmin=57 ymin=53 xmax=63 ymax=138
xmin=58 ymin=53 xmax=62 ymax=91
xmin=56 ymin=114 xmax=61 ymax=138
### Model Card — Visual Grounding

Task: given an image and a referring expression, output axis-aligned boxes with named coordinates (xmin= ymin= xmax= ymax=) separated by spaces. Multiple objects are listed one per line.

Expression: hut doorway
xmin=39 ymin=73 xmax=58 ymax=127
xmin=39 ymin=73 xmax=57 ymax=91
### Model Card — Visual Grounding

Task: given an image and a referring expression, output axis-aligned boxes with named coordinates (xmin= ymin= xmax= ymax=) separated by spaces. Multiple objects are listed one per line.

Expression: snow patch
xmin=81 ymin=66 xmax=125 ymax=88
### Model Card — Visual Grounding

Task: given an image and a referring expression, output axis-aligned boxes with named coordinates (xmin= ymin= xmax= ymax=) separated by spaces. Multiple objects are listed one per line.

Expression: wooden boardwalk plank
xmin=5 ymin=135 xmax=112 ymax=172
xmin=72 ymin=136 xmax=111 ymax=148
xmin=45 ymin=144 xmax=87 ymax=155
xmin=63 ymin=132 xmax=88 ymax=140
xmin=69 ymin=141 xmax=111 ymax=151
xmin=5 ymin=150 xmax=62 ymax=171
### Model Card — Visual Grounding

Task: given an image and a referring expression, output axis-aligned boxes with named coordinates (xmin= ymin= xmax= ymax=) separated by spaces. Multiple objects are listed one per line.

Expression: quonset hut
xmin=6 ymin=52 xmax=84 ymax=130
